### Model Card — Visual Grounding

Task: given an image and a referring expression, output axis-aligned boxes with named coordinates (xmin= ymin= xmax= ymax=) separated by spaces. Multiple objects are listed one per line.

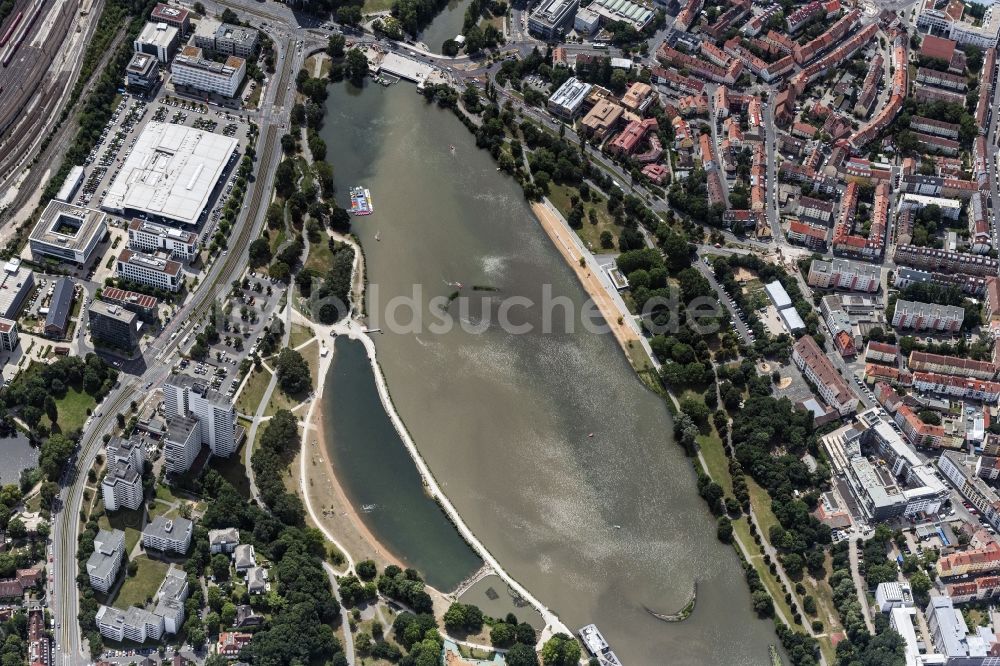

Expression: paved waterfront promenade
xmin=305 ymin=312 xmax=573 ymax=644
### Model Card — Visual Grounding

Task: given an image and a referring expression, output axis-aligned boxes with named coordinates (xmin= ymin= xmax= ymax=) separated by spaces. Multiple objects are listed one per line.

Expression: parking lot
xmin=173 ymin=271 xmax=285 ymax=399
xmin=67 ymin=87 xmax=256 ymax=268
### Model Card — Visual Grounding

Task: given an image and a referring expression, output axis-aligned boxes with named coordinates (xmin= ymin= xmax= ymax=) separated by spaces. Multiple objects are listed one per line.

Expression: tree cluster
xmin=275 ymin=348 xmax=311 ymax=396
xmin=251 ymin=409 xmax=306 ymax=524
xmin=377 ymin=565 xmax=434 ymax=614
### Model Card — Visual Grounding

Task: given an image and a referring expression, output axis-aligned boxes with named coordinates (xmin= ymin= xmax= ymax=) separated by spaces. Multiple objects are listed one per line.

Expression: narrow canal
xmin=319 ymin=80 xmax=779 ymax=664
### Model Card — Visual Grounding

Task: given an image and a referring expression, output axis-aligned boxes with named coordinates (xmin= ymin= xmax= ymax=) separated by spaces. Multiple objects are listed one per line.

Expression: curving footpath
xmin=299 ymin=377 xmax=357 ymax=577
xmin=327 ymin=318 xmax=574 ymax=644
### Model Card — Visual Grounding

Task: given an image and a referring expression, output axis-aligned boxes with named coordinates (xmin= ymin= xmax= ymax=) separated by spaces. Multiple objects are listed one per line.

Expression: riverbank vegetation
xmin=252 ymin=59 xmax=357 ymax=327
xmin=409 ymin=57 xmax=840 ymax=662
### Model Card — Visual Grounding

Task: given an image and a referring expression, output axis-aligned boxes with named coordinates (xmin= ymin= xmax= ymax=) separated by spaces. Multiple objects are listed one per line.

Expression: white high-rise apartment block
xmin=142 ymin=516 xmax=193 ymax=555
xmin=163 ymin=376 xmax=236 ymax=458
xmin=87 ymin=529 xmax=125 ymax=593
xmin=102 ymin=436 xmax=146 ymax=511
xmin=101 ymin=461 xmax=143 ymax=511
xmin=163 ymin=416 xmax=200 ymax=474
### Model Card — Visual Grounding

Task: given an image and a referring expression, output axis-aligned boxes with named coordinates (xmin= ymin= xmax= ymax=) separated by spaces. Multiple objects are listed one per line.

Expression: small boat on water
xmin=350 ymin=186 xmax=374 ymax=216
xmin=375 ymin=231 xmax=381 ymax=241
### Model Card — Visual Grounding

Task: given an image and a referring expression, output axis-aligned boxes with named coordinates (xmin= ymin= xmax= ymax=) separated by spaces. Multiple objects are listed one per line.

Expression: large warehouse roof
xmin=100 ymin=122 xmax=238 ymax=225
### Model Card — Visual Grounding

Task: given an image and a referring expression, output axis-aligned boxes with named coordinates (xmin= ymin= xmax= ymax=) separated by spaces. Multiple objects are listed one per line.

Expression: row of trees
xmin=251 ymin=409 xmax=306 ymax=524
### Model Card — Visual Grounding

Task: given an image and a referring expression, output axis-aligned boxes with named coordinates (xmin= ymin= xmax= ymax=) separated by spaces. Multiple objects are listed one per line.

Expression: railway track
xmin=188 ymin=124 xmax=279 ymax=324
xmin=0 ymin=0 xmax=108 ymax=224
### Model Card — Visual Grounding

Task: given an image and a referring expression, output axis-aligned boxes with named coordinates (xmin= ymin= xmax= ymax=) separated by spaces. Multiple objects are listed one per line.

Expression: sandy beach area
xmin=299 ymin=402 xmax=461 ymax=614
xmin=297 ymin=404 xmax=404 ymax=573
xmin=529 ymin=201 xmax=641 ymax=354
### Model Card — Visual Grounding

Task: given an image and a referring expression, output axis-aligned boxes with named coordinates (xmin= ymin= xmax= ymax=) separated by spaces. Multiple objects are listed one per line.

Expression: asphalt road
xmin=45 ymin=1 xmax=806 ymax=658
xmin=50 ymin=15 xmax=301 ymax=662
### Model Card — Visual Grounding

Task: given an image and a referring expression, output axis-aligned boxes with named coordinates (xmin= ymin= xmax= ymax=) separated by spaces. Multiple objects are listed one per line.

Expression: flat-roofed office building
xmin=89 ymin=301 xmax=142 ymax=353
xmin=547 ymin=77 xmax=592 ymax=119
xmin=171 ymin=47 xmax=246 ymax=98
xmin=529 ymin=0 xmax=579 ymax=38
xmin=128 ymin=218 xmax=198 ymax=261
xmin=0 ymin=259 xmax=34 ymax=320
xmin=116 ymin=249 xmax=183 ymax=292
xmin=126 ymin=52 xmax=160 ymax=93
xmin=30 ymin=201 xmax=108 ymax=265
xmin=134 ymin=21 xmax=179 ymax=63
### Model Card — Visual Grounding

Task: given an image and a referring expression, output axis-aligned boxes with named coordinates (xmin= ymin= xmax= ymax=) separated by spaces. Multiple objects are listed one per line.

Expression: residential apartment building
xmin=899 ymin=174 xmax=979 ymax=199
xmin=976 ymin=48 xmax=998 ymax=131
xmin=89 ymin=301 xmax=141 ymax=353
xmin=128 ymin=219 xmax=198 ymax=261
xmin=893 ymin=404 xmax=963 ymax=450
xmin=894 ymin=266 xmax=987 ymax=297
xmin=845 ymin=30 xmax=907 ymax=151
xmin=946 ymin=575 xmax=1000 ymax=603
xmin=891 ymin=299 xmax=964 ymax=332
xmin=96 ymin=606 xmax=163 ymax=643
xmin=101 ymin=460 xmax=143 ymax=511
xmin=970 ymin=191 xmax=992 ymax=254
xmin=787 ymin=220 xmax=827 ymax=250
xmin=116 ymin=249 xmax=182 ymax=292
xmin=218 ymin=632 xmax=253 ymax=658
xmin=910 ymin=115 xmax=960 ymax=139
xmin=792 ymin=335 xmax=857 ymax=416
xmin=234 ymin=544 xmax=256 ymax=572
xmin=865 ymin=342 xmax=899 ymax=364
xmin=937 ymin=541 xmax=1000 ymax=577
xmin=925 ymin=595 xmax=995 ymax=661
xmin=807 ymin=257 xmax=880 ymax=292
xmin=153 ymin=566 xmax=189 ymax=634
xmin=939 ymin=451 xmax=1000 ymax=531
xmin=908 ymin=351 xmax=997 ymax=380
xmin=986 ymin=277 xmax=1000 ymax=324
xmin=171 ymin=47 xmax=245 ymax=97
xmin=912 ymin=372 xmax=1000 ymax=402
xmin=163 ymin=415 xmax=201 ymax=474
xmin=796 ymin=196 xmax=834 ymax=225
xmin=208 ymin=527 xmax=240 ymax=554
xmin=107 ymin=436 xmax=145 ymax=471
xmin=163 ymin=375 xmax=237 ymax=458
xmin=87 ymin=529 xmax=125 ymax=593
xmin=142 ymin=516 xmax=193 ymax=554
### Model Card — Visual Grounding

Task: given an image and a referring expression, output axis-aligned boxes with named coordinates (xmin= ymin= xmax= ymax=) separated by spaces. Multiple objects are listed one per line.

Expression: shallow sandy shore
xmin=301 ymin=397 xmax=461 ymax=616
xmin=529 ymin=201 xmax=641 ymax=355
xmin=299 ymin=404 xmax=404 ymax=573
